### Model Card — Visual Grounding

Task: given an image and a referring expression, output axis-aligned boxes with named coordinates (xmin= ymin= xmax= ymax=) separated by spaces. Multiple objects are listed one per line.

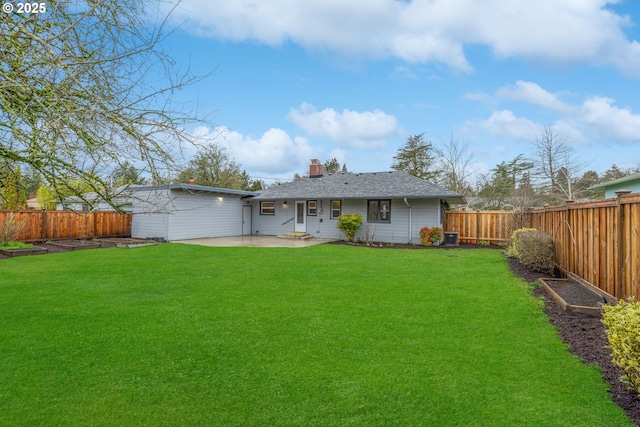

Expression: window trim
xmin=260 ymin=201 xmax=275 ymax=215
xmin=307 ymin=200 xmax=317 ymax=216
xmin=330 ymin=200 xmax=342 ymax=219
xmin=367 ymin=199 xmax=391 ymax=223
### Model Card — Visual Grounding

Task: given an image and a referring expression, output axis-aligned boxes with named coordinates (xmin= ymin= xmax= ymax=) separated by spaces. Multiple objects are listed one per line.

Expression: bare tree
xmin=531 ymin=125 xmax=585 ymax=204
xmin=0 ymin=0 xmax=211 ymax=210
xmin=435 ymin=133 xmax=477 ymax=197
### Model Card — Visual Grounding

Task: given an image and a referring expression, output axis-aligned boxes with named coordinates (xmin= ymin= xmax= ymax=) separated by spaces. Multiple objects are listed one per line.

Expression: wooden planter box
xmin=0 ymin=246 xmax=48 ymax=257
xmin=540 ymin=277 xmax=616 ymax=317
xmin=48 ymin=240 xmax=102 ymax=251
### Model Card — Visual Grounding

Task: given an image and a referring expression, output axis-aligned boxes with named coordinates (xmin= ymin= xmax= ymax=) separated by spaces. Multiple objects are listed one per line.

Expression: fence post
xmin=93 ymin=212 xmax=98 ymax=238
xmin=475 ymin=209 xmax=481 ymax=244
xmin=615 ymin=189 xmax=632 ymax=298
xmin=41 ymin=209 xmax=47 ymax=243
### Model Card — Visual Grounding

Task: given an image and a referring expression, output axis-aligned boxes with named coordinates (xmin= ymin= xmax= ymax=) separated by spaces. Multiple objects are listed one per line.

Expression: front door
xmin=294 ymin=201 xmax=306 ymax=232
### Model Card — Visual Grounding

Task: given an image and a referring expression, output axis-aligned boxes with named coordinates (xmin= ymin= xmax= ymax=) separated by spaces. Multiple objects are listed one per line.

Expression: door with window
xmin=294 ymin=201 xmax=306 ymax=232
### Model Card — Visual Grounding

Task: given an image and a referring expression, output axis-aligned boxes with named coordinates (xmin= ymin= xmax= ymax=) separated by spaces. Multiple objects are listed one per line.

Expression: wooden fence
xmin=444 ymin=191 xmax=640 ymax=299
xmin=443 ymin=210 xmax=527 ymax=244
xmin=528 ymin=191 xmax=640 ymax=300
xmin=0 ymin=210 xmax=132 ymax=243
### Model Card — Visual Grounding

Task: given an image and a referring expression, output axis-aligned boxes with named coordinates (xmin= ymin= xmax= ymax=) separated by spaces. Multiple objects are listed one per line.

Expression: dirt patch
xmin=510 ymin=258 xmax=640 ymax=425
xmin=0 ymin=238 xmax=155 ymax=260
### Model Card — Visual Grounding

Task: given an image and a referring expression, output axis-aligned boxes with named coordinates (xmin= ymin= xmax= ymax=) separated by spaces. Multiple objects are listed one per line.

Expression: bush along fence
xmin=0 ymin=210 xmax=132 ymax=243
xmin=528 ymin=190 xmax=640 ymax=301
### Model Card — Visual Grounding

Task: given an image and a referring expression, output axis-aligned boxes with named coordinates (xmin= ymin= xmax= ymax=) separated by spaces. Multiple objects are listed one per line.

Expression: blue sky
xmin=160 ymin=0 xmax=640 ymax=185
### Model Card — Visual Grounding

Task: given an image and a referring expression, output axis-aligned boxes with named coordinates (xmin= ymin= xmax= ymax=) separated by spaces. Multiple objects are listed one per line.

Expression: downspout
xmin=404 ymin=198 xmax=412 ymax=244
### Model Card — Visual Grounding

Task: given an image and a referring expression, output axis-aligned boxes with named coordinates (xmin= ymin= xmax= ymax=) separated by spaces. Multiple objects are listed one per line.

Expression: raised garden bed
xmin=48 ymin=240 xmax=102 ymax=251
xmin=94 ymin=238 xmax=157 ymax=248
xmin=540 ymin=275 xmax=616 ymax=317
xmin=0 ymin=246 xmax=48 ymax=257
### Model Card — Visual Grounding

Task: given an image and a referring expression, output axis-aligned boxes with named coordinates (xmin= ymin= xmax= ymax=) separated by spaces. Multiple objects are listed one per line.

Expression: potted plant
xmin=429 ymin=226 xmax=443 ymax=246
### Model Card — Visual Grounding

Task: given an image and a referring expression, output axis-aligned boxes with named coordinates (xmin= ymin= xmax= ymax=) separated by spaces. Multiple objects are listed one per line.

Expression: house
xmin=65 ymin=160 xmax=465 ymax=244
xmin=245 ymin=160 xmax=465 ymax=244
xmin=589 ymin=172 xmax=640 ymax=198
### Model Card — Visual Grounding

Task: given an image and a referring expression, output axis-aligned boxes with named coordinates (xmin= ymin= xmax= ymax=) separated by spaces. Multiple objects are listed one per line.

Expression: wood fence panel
xmin=0 ymin=210 xmax=131 ymax=242
xmin=443 ymin=210 xmax=519 ymax=244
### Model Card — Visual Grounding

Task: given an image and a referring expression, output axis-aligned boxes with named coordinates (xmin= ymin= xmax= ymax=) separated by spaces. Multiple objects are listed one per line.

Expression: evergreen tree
xmin=391 ymin=133 xmax=439 ymax=181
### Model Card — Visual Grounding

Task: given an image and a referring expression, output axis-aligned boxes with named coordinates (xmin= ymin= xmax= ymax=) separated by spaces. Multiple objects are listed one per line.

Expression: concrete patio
xmin=171 ymin=235 xmax=336 ymax=248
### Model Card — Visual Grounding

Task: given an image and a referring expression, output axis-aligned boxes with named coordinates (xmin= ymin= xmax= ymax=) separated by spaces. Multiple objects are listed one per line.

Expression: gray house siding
xmin=250 ymin=198 xmax=441 ymax=244
xmin=131 ymin=189 xmax=172 ymax=240
xmin=131 ymin=188 xmax=246 ymax=241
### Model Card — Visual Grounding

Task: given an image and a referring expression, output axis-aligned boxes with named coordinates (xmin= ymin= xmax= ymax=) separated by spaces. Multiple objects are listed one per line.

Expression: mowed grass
xmin=0 ymin=244 xmax=632 ymax=426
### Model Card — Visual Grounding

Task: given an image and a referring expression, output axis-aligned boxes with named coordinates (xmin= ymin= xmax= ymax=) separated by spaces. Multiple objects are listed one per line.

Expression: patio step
xmin=277 ymin=232 xmax=313 ymax=240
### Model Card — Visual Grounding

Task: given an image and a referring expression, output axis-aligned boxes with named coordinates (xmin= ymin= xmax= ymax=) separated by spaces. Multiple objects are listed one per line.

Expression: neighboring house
xmin=589 ymin=172 xmax=640 ymax=198
xmin=247 ymin=160 xmax=465 ymax=244
xmin=56 ymin=185 xmax=136 ymax=212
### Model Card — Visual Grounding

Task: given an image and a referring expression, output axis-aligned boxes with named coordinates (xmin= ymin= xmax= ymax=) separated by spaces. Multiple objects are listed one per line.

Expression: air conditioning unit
xmin=444 ymin=232 xmax=459 ymax=246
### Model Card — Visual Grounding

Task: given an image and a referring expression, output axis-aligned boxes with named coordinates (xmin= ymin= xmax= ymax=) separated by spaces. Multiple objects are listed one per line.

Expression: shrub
xmin=419 ymin=227 xmax=432 ymax=246
xmin=429 ymin=227 xmax=442 ymax=244
xmin=513 ymin=230 xmax=555 ymax=274
xmin=505 ymin=227 xmax=537 ymax=259
xmin=603 ymin=298 xmax=640 ymax=393
xmin=420 ymin=226 xmax=443 ymax=246
xmin=0 ymin=213 xmax=25 ymax=246
xmin=336 ymin=212 xmax=363 ymax=242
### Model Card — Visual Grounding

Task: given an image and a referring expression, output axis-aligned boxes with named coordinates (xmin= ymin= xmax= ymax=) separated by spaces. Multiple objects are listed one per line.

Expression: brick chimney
xmin=188 ymin=178 xmax=195 ymax=184
xmin=309 ymin=159 xmax=323 ymax=177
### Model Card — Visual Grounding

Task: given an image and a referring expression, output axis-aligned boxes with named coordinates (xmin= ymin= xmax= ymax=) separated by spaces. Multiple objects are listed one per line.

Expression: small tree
xmin=336 ymin=212 xmax=363 ymax=242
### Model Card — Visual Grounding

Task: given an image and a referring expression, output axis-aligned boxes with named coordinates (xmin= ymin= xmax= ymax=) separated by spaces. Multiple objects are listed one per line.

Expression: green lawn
xmin=0 ymin=244 xmax=632 ymax=426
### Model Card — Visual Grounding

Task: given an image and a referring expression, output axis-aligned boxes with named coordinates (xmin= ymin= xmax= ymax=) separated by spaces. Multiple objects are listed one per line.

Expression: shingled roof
xmin=250 ymin=170 xmax=466 ymax=203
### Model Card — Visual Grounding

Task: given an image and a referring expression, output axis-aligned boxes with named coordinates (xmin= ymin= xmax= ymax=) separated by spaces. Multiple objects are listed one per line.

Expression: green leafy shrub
xmin=0 ymin=241 xmax=34 ymax=249
xmin=603 ymin=298 xmax=640 ymax=393
xmin=429 ymin=227 xmax=442 ymax=244
xmin=336 ymin=212 xmax=364 ymax=242
xmin=512 ymin=230 xmax=554 ymax=273
xmin=505 ymin=227 xmax=538 ymax=258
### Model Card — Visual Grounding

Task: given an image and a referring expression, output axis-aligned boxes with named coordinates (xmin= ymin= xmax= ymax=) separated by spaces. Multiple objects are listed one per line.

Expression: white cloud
xmin=287 ymin=102 xmax=401 ymax=149
xmin=496 ymin=81 xmax=575 ymax=114
xmin=470 ymin=110 xmax=538 ymax=140
xmin=171 ymin=0 xmax=640 ymax=76
xmin=191 ymin=126 xmax=319 ymax=176
xmin=580 ymin=96 xmax=640 ymax=141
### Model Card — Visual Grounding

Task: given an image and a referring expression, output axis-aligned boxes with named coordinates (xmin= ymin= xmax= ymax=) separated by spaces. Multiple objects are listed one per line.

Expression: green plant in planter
xmin=429 ymin=226 xmax=442 ymax=244
xmin=336 ymin=212 xmax=364 ymax=242
xmin=0 ymin=242 xmax=34 ymax=249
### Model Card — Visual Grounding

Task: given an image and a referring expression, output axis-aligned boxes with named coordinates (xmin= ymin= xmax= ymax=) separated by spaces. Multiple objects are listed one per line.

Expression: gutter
xmin=403 ymin=198 xmax=412 ymax=244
